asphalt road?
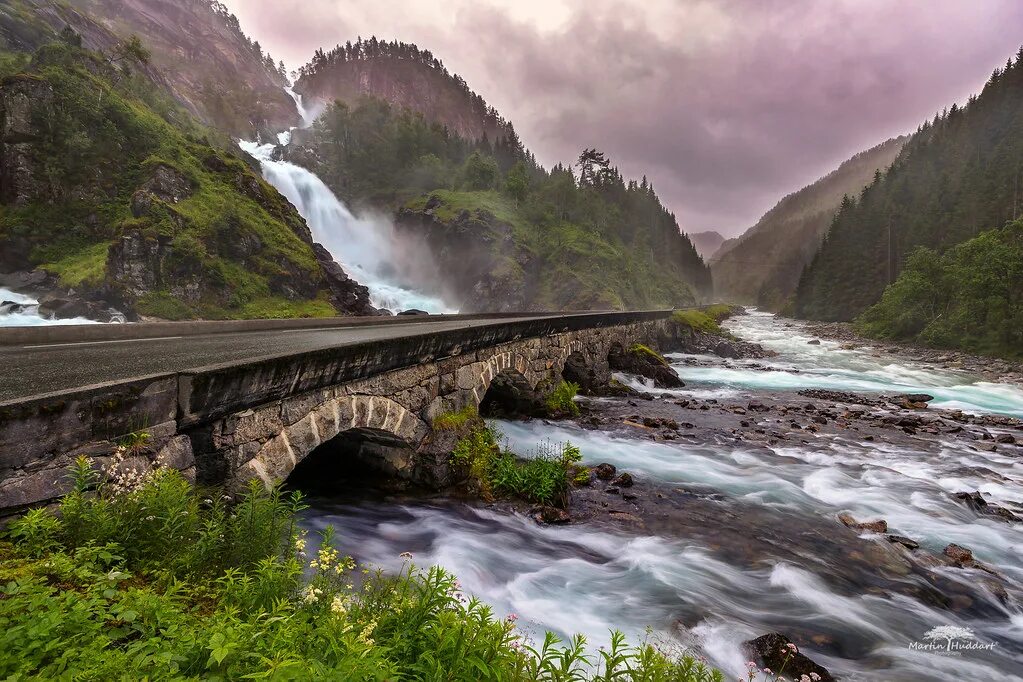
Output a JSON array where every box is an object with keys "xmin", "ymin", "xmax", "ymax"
[{"xmin": 0, "ymin": 316, "xmax": 554, "ymax": 402}]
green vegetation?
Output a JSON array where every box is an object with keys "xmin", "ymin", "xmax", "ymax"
[
  {"xmin": 1, "ymin": 459, "xmax": 723, "ymax": 680},
  {"xmin": 452, "ymin": 423, "xmax": 584, "ymax": 507},
  {"xmin": 302, "ymin": 94, "xmax": 710, "ymax": 310},
  {"xmin": 711, "ymin": 137, "xmax": 906, "ymax": 310},
  {"xmin": 628, "ymin": 344, "xmax": 669, "ymax": 366},
  {"xmin": 0, "ymin": 40, "xmax": 337, "ymax": 320},
  {"xmin": 797, "ymin": 47, "xmax": 1023, "ymax": 323},
  {"xmin": 855, "ymin": 220, "xmax": 1023, "ymax": 358},
  {"xmin": 671, "ymin": 305, "xmax": 737, "ymax": 336},
  {"xmin": 432, "ymin": 404, "xmax": 480, "ymax": 431},
  {"xmin": 545, "ymin": 380, "xmax": 581, "ymax": 417}
]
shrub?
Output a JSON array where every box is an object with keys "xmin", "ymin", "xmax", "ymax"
[
  {"xmin": 545, "ymin": 380, "xmax": 581, "ymax": 417},
  {"xmin": 0, "ymin": 461, "xmax": 725, "ymax": 681},
  {"xmin": 452, "ymin": 425, "xmax": 584, "ymax": 507}
]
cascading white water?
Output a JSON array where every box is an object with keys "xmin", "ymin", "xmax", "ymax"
[
  {"xmin": 0, "ymin": 287, "xmax": 100, "ymax": 327},
  {"xmin": 239, "ymin": 89, "xmax": 453, "ymax": 314}
]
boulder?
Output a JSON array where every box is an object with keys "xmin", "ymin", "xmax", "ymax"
[
  {"xmin": 744, "ymin": 633, "xmax": 834, "ymax": 682},
  {"xmin": 944, "ymin": 543, "xmax": 973, "ymax": 564},
  {"xmin": 953, "ymin": 491, "xmax": 1018, "ymax": 522},
  {"xmin": 612, "ymin": 472, "xmax": 634, "ymax": 488},
  {"xmin": 838, "ymin": 512, "xmax": 888, "ymax": 533},
  {"xmin": 398, "ymin": 309, "xmax": 429, "ymax": 316},
  {"xmin": 593, "ymin": 463, "xmax": 617, "ymax": 480},
  {"xmin": 608, "ymin": 344, "xmax": 684, "ymax": 389}
]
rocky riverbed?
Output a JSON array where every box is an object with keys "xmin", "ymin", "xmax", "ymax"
[{"xmin": 301, "ymin": 310, "xmax": 1023, "ymax": 681}]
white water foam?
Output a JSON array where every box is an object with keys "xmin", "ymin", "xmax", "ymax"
[
  {"xmin": 0, "ymin": 287, "xmax": 100, "ymax": 327},
  {"xmin": 668, "ymin": 310, "xmax": 1023, "ymax": 418}
]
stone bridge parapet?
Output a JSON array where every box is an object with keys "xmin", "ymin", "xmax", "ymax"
[{"xmin": 0, "ymin": 311, "xmax": 678, "ymax": 513}]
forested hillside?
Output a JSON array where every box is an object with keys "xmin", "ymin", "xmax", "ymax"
[
  {"xmin": 711, "ymin": 136, "xmax": 906, "ymax": 310},
  {"xmin": 856, "ymin": 220, "xmax": 1023, "ymax": 358},
  {"xmin": 296, "ymin": 37, "xmax": 509, "ymax": 141},
  {"xmin": 0, "ymin": 33, "xmax": 372, "ymax": 319},
  {"xmin": 288, "ymin": 93, "xmax": 711, "ymax": 311},
  {"xmin": 796, "ymin": 48, "xmax": 1023, "ymax": 322}
]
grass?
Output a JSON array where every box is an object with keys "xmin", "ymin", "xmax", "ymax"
[
  {"xmin": 628, "ymin": 344, "xmax": 669, "ymax": 366},
  {"xmin": 451, "ymin": 423, "xmax": 583, "ymax": 508},
  {"xmin": 0, "ymin": 457, "xmax": 725, "ymax": 681},
  {"xmin": 433, "ymin": 404, "xmax": 480, "ymax": 431},
  {"xmin": 672, "ymin": 310, "xmax": 724, "ymax": 335},
  {"xmin": 1, "ymin": 41, "xmax": 338, "ymax": 320},
  {"xmin": 545, "ymin": 380, "xmax": 581, "ymax": 417}
]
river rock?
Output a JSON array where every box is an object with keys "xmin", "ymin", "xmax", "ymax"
[
  {"xmin": 608, "ymin": 344, "xmax": 685, "ymax": 388},
  {"xmin": 744, "ymin": 633, "xmax": 835, "ymax": 682},
  {"xmin": 953, "ymin": 491, "xmax": 1019, "ymax": 522},
  {"xmin": 886, "ymin": 535, "xmax": 920, "ymax": 550},
  {"xmin": 398, "ymin": 309, "xmax": 429, "ymax": 316},
  {"xmin": 593, "ymin": 463, "xmax": 617, "ymax": 480},
  {"xmin": 838, "ymin": 513, "xmax": 888, "ymax": 533},
  {"xmin": 944, "ymin": 543, "xmax": 973, "ymax": 564},
  {"xmin": 612, "ymin": 472, "xmax": 634, "ymax": 488},
  {"xmin": 807, "ymin": 339, "xmax": 821, "ymax": 345}
]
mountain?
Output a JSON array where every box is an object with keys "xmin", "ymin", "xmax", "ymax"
[
  {"xmin": 286, "ymin": 76, "xmax": 711, "ymax": 311},
  {"xmin": 796, "ymin": 48, "xmax": 1023, "ymax": 323},
  {"xmin": 295, "ymin": 37, "xmax": 511, "ymax": 141},
  {"xmin": 687, "ymin": 231, "xmax": 725, "ymax": 260},
  {"xmin": 61, "ymin": 0, "xmax": 298, "ymax": 136},
  {"xmin": 0, "ymin": 28, "xmax": 372, "ymax": 320},
  {"xmin": 711, "ymin": 136, "xmax": 906, "ymax": 310}
]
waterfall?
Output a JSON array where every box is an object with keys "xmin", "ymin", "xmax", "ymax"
[{"xmin": 239, "ymin": 87, "xmax": 454, "ymax": 314}]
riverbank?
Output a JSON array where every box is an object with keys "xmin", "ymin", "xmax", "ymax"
[
  {"xmin": 804, "ymin": 319, "xmax": 1023, "ymax": 384},
  {"xmin": 303, "ymin": 309, "xmax": 1023, "ymax": 681}
]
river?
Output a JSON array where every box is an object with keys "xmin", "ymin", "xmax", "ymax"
[{"xmin": 302, "ymin": 311, "xmax": 1023, "ymax": 681}]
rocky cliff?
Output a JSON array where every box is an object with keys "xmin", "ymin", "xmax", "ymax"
[{"xmin": 0, "ymin": 42, "xmax": 372, "ymax": 320}]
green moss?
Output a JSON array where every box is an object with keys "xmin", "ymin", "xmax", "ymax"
[
  {"xmin": 672, "ymin": 310, "xmax": 723, "ymax": 335},
  {"xmin": 0, "ymin": 42, "xmax": 335, "ymax": 320},
  {"xmin": 41, "ymin": 241, "xmax": 110, "ymax": 287},
  {"xmin": 628, "ymin": 343, "xmax": 669, "ymax": 366}
]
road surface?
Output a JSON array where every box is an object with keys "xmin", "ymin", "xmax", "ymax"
[{"xmin": 0, "ymin": 315, "xmax": 564, "ymax": 402}]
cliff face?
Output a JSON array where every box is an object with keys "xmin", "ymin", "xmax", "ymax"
[
  {"xmin": 295, "ymin": 39, "xmax": 510, "ymax": 142},
  {"xmin": 711, "ymin": 136, "xmax": 907, "ymax": 311},
  {"xmin": 0, "ymin": 43, "xmax": 372, "ymax": 320},
  {"xmin": 62, "ymin": 0, "xmax": 298, "ymax": 136}
]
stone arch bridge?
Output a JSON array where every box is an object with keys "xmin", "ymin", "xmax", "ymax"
[{"xmin": 0, "ymin": 311, "xmax": 680, "ymax": 513}]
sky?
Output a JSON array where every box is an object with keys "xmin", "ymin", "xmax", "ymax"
[{"xmin": 222, "ymin": 0, "xmax": 1023, "ymax": 236}]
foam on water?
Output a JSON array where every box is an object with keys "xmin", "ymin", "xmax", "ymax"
[
  {"xmin": 0, "ymin": 287, "xmax": 100, "ymax": 327},
  {"xmin": 669, "ymin": 310, "xmax": 1023, "ymax": 418}
]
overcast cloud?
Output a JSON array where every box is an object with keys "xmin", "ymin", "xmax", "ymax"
[{"xmin": 222, "ymin": 0, "xmax": 1023, "ymax": 235}]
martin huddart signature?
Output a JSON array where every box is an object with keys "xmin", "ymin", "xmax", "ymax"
[{"xmin": 908, "ymin": 626, "xmax": 998, "ymax": 656}]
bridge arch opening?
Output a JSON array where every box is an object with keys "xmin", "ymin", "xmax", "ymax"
[
  {"xmin": 479, "ymin": 368, "xmax": 544, "ymax": 418},
  {"xmin": 285, "ymin": 427, "xmax": 415, "ymax": 494}
]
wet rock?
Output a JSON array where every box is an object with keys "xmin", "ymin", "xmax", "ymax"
[
  {"xmin": 604, "ymin": 486, "xmax": 621, "ymax": 495},
  {"xmin": 807, "ymin": 339, "xmax": 821, "ymax": 345},
  {"xmin": 943, "ymin": 543, "xmax": 973, "ymax": 564},
  {"xmin": 608, "ymin": 344, "xmax": 685, "ymax": 388},
  {"xmin": 398, "ymin": 309, "xmax": 429, "ymax": 316},
  {"xmin": 534, "ymin": 506, "xmax": 571, "ymax": 524},
  {"xmin": 886, "ymin": 535, "xmax": 920, "ymax": 550},
  {"xmin": 995, "ymin": 433, "xmax": 1016, "ymax": 444},
  {"xmin": 744, "ymin": 633, "xmax": 835, "ymax": 682},
  {"xmin": 612, "ymin": 472, "xmax": 634, "ymax": 488},
  {"xmin": 953, "ymin": 491, "xmax": 1019, "ymax": 522},
  {"xmin": 838, "ymin": 513, "xmax": 888, "ymax": 533}
]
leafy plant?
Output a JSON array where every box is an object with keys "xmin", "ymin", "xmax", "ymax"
[
  {"xmin": 0, "ymin": 460, "xmax": 725, "ymax": 681},
  {"xmin": 546, "ymin": 380, "xmax": 581, "ymax": 417}
]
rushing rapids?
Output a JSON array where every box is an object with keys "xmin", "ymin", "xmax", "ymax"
[
  {"xmin": 0, "ymin": 287, "xmax": 100, "ymax": 327},
  {"xmin": 239, "ymin": 89, "xmax": 454, "ymax": 314},
  {"xmin": 301, "ymin": 311, "xmax": 1023, "ymax": 681}
]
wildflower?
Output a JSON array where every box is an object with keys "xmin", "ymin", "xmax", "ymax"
[
  {"xmin": 763, "ymin": 669, "xmax": 773, "ymax": 675},
  {"xmin": 399, "ymin": 551, "xmax": 413, "ymax": 560},
  {"xmin": 810, "ymin": 675, "xmax": 821, "ymax": 681},
  {"xmin": 747, "ymin": 662, "xmax": 758, "ymax": 670},
  {"xmin": 787, "ymin": 642, "xmax": 798, "ymax": 652},
  {"xmin": 506, "ymin": 613, "xmax": 518, "ymax": 622},
  {"xmin": 302, "ymin": 586, "xmax": 323, "ymax": 603},
  {"xmin": 330, "ymin": 595, "xmax": 347, "ymax": 615},
  {"xmin": 801, "ymin": 676, "xmax": 812, "ymax": 682}
]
